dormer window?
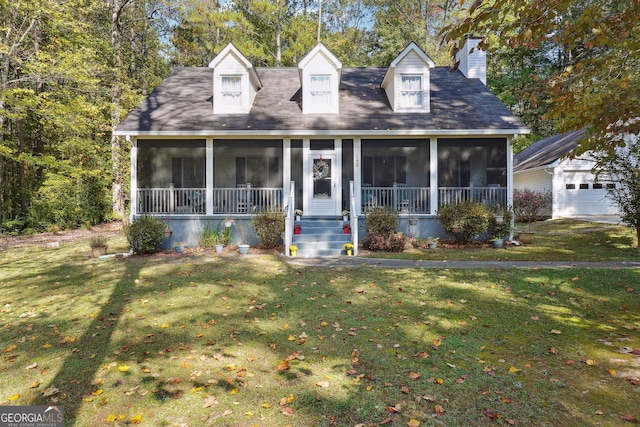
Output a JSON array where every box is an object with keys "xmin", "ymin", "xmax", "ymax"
[
  {"xmin": 221, "ymin": 75, "xmax": 242, "ymax": 106},
  {"xmin": 298, "ymin": 43, "xmax": 342, "ymax": 114},
  {"xmin": 381, "ymin": 42, "xmax": 435, "ymax": 113},
  {"xmin": 209, "ymin": 43, "xmax": 262, "ymax": 114},
  {"xmin": 310, "ymin": 75, "xmax": 331, "ymax": 106},
  {"xmin": 400, "ymin": 75, "xmax": 423, "ymax": 108}
]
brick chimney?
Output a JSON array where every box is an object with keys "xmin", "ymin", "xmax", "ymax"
[{"xmin": 455, "ymin": 36, "xmax": 486, "ymax": 85}]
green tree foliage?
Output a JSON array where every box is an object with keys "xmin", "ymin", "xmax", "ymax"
[
  {"xmin": 594, "ymin": 139, "xmax": 640, "ymax": 252},
  {"xmin": 0, "ymin": 0, "xmax": 169, "ymax": 233},
  {"xmin": 443, "ymin": 0, "xmax": 640, "ymax": 157}
]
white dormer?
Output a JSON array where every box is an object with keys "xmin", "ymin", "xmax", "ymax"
[
  {"xmin": 381, "ymin": 42, "xmax": 435, "ymax": 113},
  {"xmin": 209, "ymin": 43, "xmax": 262, "ymax": 114},
  {"xmin": 298, "ymin": 43, "xmax": 342, "ymax": 114}
]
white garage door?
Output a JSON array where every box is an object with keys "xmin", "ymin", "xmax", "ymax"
[{"xmin": 559, "ymin": 171, "xmax": 618, "ymax": 216}]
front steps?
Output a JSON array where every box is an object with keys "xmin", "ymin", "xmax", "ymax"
[{"xmin": 292, "ymin": 217, "xmax": 351, "ymax": 257}]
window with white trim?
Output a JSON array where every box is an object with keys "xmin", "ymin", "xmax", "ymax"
[
  {"xmin": 221, "ymin": 75, "xmax": 242, "ymax": 106},
  {"xmin": 400, "ymin": 74, "xmax": 423, "ymax": 107},
  {"xmin": 310, "ymin": 75, "xmax": 331, "ymax": 107}
]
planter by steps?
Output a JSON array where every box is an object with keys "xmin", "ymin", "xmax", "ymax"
[{"xmin": 238, "ymin": 244, "xmax": 250, "ymax": 254}]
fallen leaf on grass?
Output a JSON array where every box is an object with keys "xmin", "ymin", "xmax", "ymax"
[
  {"xmin": 619, "ymin": 414, "xmax": 638, "ymax": 423},
  {"xmin": 434, "ymin": 404, "xmax": 444, "ymax": 415},
  {"xmin": 407, "ymin": 420, "xmax": 420, "ymax": 427},
  {"xmin": 203, "ymin": 395, "xmax": 218, "ymax": 407},
  {"xmin": 275, "ymin": 360, "xmax": 290, "ymax": 371},
  {"xmin": 7, "ymin": 394, "xmax": 19, "ymax": 401},
  {"xmin": 280, "ymin": 407, "xmax": 294, "ymax": 416},
  {"xmin": 409, "ymin": 372, "xmax": 421, "ymax": 380},
  {"xmin": 550, "ymin": 330, "xmax": 562, "ymax": 335},
  {"xmin": 508, "ymin": 366, "xmax": 521, "ymax": 373}
]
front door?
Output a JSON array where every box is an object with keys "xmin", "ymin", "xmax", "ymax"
[{"xmin": 306, "ymin": 154, "xmax": 340, "ymax": 216}]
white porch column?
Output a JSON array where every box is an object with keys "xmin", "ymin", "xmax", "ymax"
[
  {"xmin": 129, "ymin": 137, "xmax": 137, "ymax": 221},
  {"xmin": 283, "ymin": 138, "xmax": 291, "ymax": 206},
  {"xmin": 353, "ymin": 138, "xmax": 362, "ymax": 215},
  {"xmin": 335, "ymin": 138, "xmax": 342, "ymax": 214},
  {"xmin": 429, "ymin": 138, "xmax": 438, "ymax": 215},
  {"xmin": 206, "ymin": 138, "xmax": 214, "ymax": 215},
  {"xmin": 507, "ymin": 137, "xmax": 514, "ymax": 207}
]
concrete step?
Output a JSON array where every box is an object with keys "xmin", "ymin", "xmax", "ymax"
[{"xmin": 291, "ymin": 217, "xmax": 352, "ymax": 257}]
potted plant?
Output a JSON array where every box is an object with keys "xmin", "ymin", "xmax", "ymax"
[
  {"xmin": 490, "ymin": 204, "xmax": 513, "ymax": 247},
  {"xmin": 162, "ymin": 217, "xmax": 173, "ymax": 238},
  {"xmin": 295, "ymin": 209, "xmax": 303, "ymax": 221},
  {"xmin": 343, "ymin": 223, "xmax": 351, "ymax": 234},
  {"xmin": 289, "ymin": 245, "xmax": 298, "ymax": 256},
  {"xmin": 294, "ymin": 224, "xmax": 302, "ymax": 235},
  {"xmin": 342, "ymin": 210, "xmax": 350, "ymax": 221},
  {"xmin": 89, "ymin": 236, "xmax": 108, "ymax": 258},
  {"xmin": 236, "ymin": 222, "xmax": 250, "ymax": 254},
  {"xmin": 409, "ymin": 216, "xmax": 418, "ymax": 225},
  {"xmin": 343, "ymin": 242, "xmax": 354, "ymax": 256},
  {"xmin": 174, "ymin": 241, "xmax": 186, "ymax": 253},
  {"xmin": 425, "ymin": 236, "xmax": 438, "ymax": 249}
]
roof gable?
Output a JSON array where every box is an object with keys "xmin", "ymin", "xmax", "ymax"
[{"xmin": 381, "ymin": 42, "xmax": 435, "ymax": 88}]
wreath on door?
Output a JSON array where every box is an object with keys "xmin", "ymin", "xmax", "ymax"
[{"xmin": 313, "ymin": 159, "xmax": 330, "ymax": 180}]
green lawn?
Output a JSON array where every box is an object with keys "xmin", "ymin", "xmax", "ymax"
[
  {"xmin": 0, "ymin": 224, "xmax": 639, "ymax": 426},
  {"xmin": 373, "ymin": 218, "xmax": 640, "ymax": 261}
]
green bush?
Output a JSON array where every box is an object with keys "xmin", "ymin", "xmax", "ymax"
[
  {"xmin": 250, "ymin": 209, "xmax": 285, "ymax": 249},
  {"xmin": 488, "ymin": 204, "xmax": 514, "ymax": 239},
  {"xmin": 125, "ymin": 216, "xmax": 164, "ymax": 254},
  {"xmin": 200, "ymin": 223, "xmax": 220, "ymax": 247},
  {"xmin": 437, "ymin": 201, "xmax": 492, "ymax": 242},
  {"xmin": 362, "ymin": 206, "xmax": 406, "ymax": 252},
  {"xmin": 364, "ymin": 206, "xmax": 399, "ymax": 236},
  {"xmin": 513, "ymin": 189, "xmax": 551, "ymax": 223}
]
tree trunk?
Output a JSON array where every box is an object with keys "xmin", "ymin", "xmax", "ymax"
[
  {"xmin": 636, "ymin": 226, "xmax": 640, "ymax": 253},
  {"xmin": 110, "ymin": 0, "xmax": 131, "ymax": 220}
]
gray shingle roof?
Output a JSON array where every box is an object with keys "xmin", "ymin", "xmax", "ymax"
[
  {"xmin": 513, "ymin": 129, "xmax": 587, "ymax": 172},
  {"xmin": 115, "ymin": 67, "xmax": 528, "ymax": 135}
]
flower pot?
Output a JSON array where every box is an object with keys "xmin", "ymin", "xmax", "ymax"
[
  {"xmin": 343, "ymin": 226, "xmax": 350, "ymax": 234},
  {"xmin": 518, "ymin": 232, "xmax": 534, "ymax": 244},
  {"xmin": 294, "ymin": 227, "xmax": 301, "ymax": 235},
  {"xmin": 346, "ymin": 249, "xmax": 353, "ymax": 256},
  {"xmin": 224, "ymin": 221, "xmax": 232, "ymax": 228},
  {"xmin": 163, "ymin": 231, "xmax": 173, "ymax": 238},
  {"xmin": 409, "ymin": 218, "xmax": 418, "ymax": 225},
  {"xmin": 295, "ymin": 215, "xmax": 301, "ymax": 221},
  {"xmin": 92, "ymin": 246, "xmax": 107, "ymax": 258},
  {"xmin": 427, "ymin": 242, "xmax": 437, "ymax": 250},
  {"xmin": 238, "ymin": 244, "xmax": 250, "ymax": 255},
  {"xmin": 495, "ymin": 215, "xmax": 504, "ymax": 224},
  {"xmin": 174, "ymin": 245, "xmax": 184, "ymax": 253},
  {"xmin": 492, "ymin": 239, "xmax": 504, "ymax": 248},
  {"xmin": 343, "ymin": 216, "xmax": 349, "ymax": 222},
  {"xmin": 215, "ymin": 244, "xmax": 224, "ymax": 253},
  {"xmin": 450, "ymin": 226, "xmax": 462, "ymax": 234},
  {"xmin": 290, "ymin": 249, "xmax": 297, "ymax": 257}
]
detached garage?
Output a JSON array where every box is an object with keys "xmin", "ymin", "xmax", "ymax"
[{"xmin": 514, "ymin": 129, "xmax": 618, "ymax": 218}]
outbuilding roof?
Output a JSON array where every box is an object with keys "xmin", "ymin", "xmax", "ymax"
[
  {"xmin": 514, "ymin": 129, "xmax": 587, "ymax": 172},
  {"xmin": 115, "ymin": 66, "xmax": 529, "ymax": 136}
]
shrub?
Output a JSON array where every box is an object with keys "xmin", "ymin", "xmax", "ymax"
[
  {"xmin": 125, "ymin": 216, "xmax": 164, "ymax": 254},
  {"xmin": 488, "ymin": 204, "xmax": 514, "ymax": 239},
  {"xmin": 437, "ymin": 201, "xmax": 492, "ymax": 242},
  {"xmin": 250, "ymin": 209, "xmax": 285, "ymax": 249},
  {"xmin": 362, "ymin": 233, "xmax": 407, "ymax": 252},
  {"xmin": 364, "ymin": 206, "xmax": 399, "ymax": 236},
  {"xmin": 200, "ymin": 223, "xmax": 219, "ymax": 247},
  {"xmin": 513, "ymin": 189, "xmax": 551, "ymax": 223},
  {"xmin": 362, "ymin": 207, "xmax": 406, "ymax": 252}
]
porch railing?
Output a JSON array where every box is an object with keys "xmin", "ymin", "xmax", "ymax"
[
  {"xmin": 438, "ymin": 187, "xmax": 507, "ymax": 207},
  {"xmin": 361, "ymin": 186, "xmax": 430, "ymax": 213},
  {"xmin": 137, "ymin": 187, "xmax": 283, "ymax": 215}
]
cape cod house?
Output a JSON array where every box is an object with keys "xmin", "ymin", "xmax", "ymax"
[{"xmin": 114, "ymin": 38, "xmax": 529, "ymax": 256}]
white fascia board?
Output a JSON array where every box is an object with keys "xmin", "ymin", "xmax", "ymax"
[
  {"xmin": 114, "ymin": 128, "xmax": 530, "ymax": 138},
  {"xmin": 513, "ymin": 159, "xmax": 561, "ymax": 175}
]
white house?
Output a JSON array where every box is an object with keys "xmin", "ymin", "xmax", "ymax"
[
  {"xmin": 513, "ymin": 129, "xmax": 619, "ymax": 218},
  {"xmin": 114, "ymin": 38, "xmax": 529, "ymax": 255}
]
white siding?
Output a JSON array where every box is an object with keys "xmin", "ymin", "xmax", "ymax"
[
  {"xmin": 514, "ymin": 169, "xmax": 552, "ymax": 194},
  {"xmin": 455, "ymin": 38, "xmax": 486, "ymax": 85},
  {"xmin": 213, "ymin": 55, "xmax": 250, "ymax": 114},
  {"xmin": 301, "ymin": 51, "xmax": 340, "ymax": 114},
  {"xmin": 392, "ymin": 51, "xmax": 430, "ymax": 113},
  {"xmin": 553, "ymin": 157, "xmax": 618, "ymax": 217}
]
